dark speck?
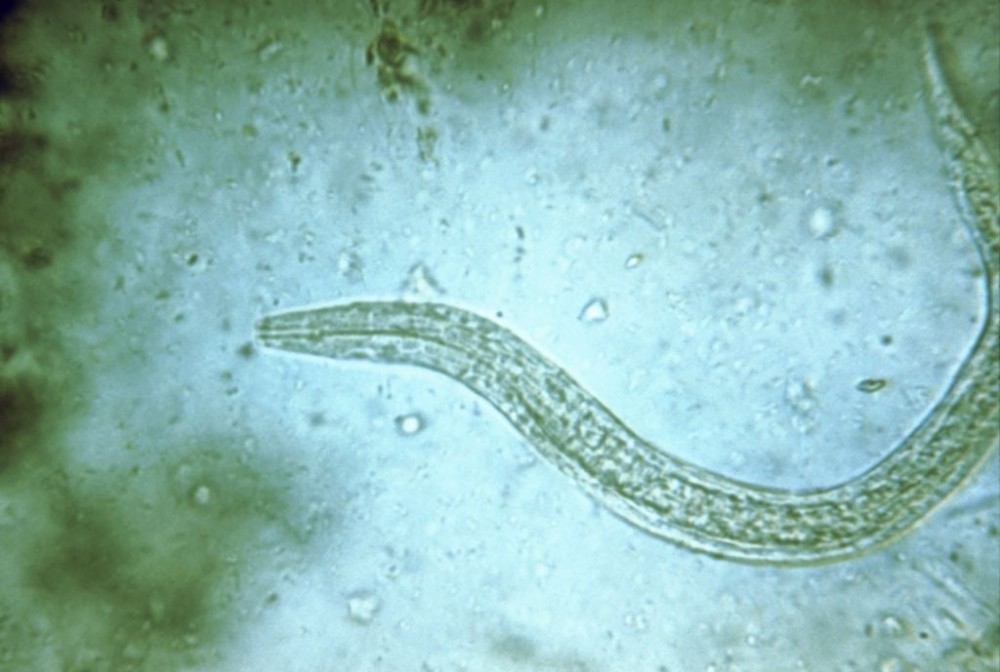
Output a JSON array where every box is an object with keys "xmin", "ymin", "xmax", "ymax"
[
  {"xmin": 818, "ymin": 265, "xmax": 834, "ymax": 287},
  {"xmin": 856, "ymin": 378, "xmax": 887, "ymax": 393},
  {"xmin": 22, "ymin": 246, "xmax": 53, "ymax": 270}
]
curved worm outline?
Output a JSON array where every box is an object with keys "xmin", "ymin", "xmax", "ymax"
[{"xmin": 255, "ymin": 30, "xmax": 998, "ymax": 565}]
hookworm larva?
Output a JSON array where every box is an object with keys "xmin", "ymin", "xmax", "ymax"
[{"xmin": 255, "ymin": 31, "xmax": 998, "ymax": 565}]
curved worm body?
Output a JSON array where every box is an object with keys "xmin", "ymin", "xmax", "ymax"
[{"xmin": 255, "ymin": 33, "xmax": 998, "ymax": 565}]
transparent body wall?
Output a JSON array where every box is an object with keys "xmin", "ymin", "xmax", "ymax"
[{"xmin": 0, "ymin": 1, "xmax": 997, "ymax": 671}]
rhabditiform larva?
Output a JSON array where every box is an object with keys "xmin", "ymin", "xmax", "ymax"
[{"xmin": 255, "ymin": 30, "xmax": 998, "ymax": 565}]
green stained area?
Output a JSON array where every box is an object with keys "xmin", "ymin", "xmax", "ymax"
[
  {"xmin": 1, "ymin": 430, "xmax": 318, "ymax": 670},
  {"xmin": 0, "ymin": 4, "xmax": 338, "ymax": 667}
]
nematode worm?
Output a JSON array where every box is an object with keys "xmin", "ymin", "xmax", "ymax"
[{"xmin": 256, "ymin": 32, "xmax": 998, "ymax": 565}]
